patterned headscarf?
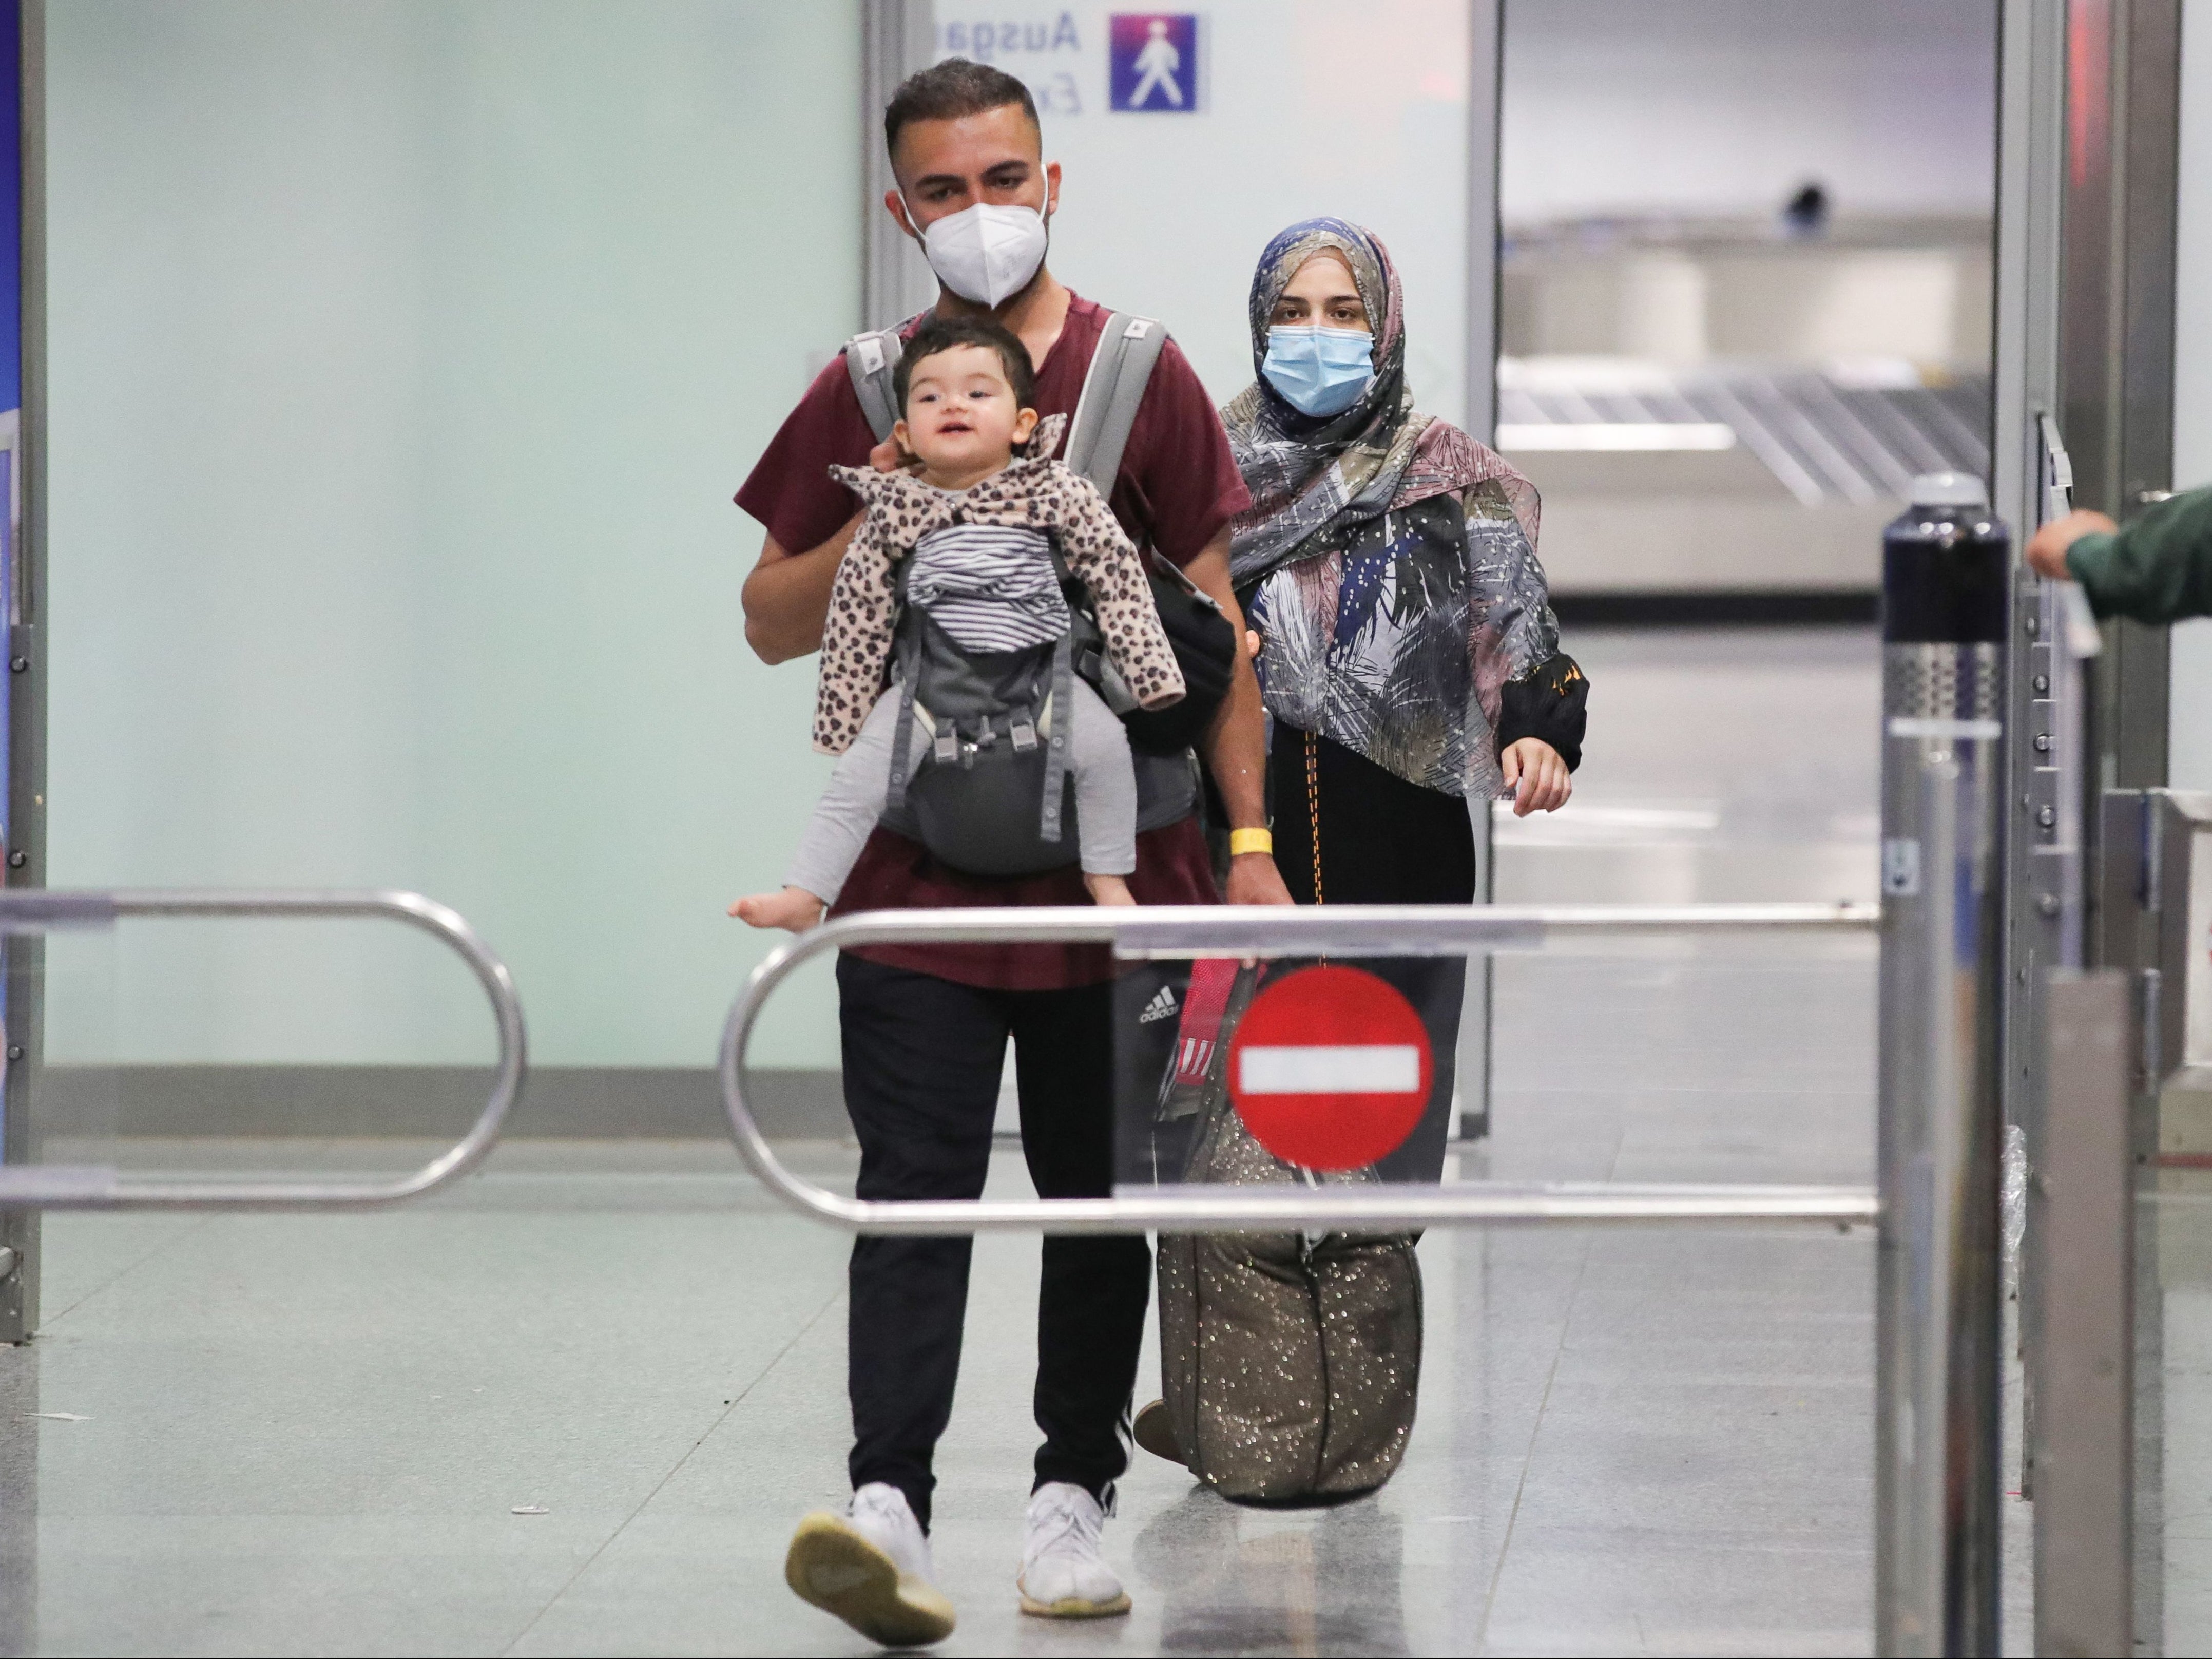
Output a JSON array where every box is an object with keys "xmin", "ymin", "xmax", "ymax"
[
  {"xmin": 1222, "ymin": 218, "xmax": 1536, "ymax": 588},
  {"xmin": 1222, "ymin": 219, "xmax": 1559, "ymax": 800}
]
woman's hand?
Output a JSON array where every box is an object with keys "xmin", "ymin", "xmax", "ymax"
[{"xmin": 1500, "ymin": 739, "xmax": 1571, "ymax": 816}]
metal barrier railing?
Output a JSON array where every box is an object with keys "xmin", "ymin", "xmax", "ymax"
[
  {"xmin": 0, "ymin": 889, "xmax": 526, "ymax": 1208},
  {"xmin": 717, "ymin": 901, "xmax": 1881, "ymax": 1235},
  {"xmin": 715, "ymin": 689, "xmax": 1994, "ymax": 1651}
]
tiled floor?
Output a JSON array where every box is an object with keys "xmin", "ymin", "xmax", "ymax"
[{"xmin": 0, "ymin": 627, "xmax": 1916, "ymax": 1655}]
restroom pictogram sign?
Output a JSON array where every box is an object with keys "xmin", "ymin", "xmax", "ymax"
[{"xmin": 1226, "ymin": 965, "xmax": 1431, "ymax": 1171}]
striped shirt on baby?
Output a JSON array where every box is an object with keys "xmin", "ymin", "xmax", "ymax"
[{"xmin": 905, "ymin": 523, "xmax": 1067, "ymax": 654}]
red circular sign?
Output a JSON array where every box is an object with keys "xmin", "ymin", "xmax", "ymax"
[{"xmin": 1226, "ymin": 965, "xmax": 1433, "ymax": 1172}]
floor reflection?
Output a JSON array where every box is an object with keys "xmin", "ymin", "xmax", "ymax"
[{"xmin": 1133, "ymin": 1484, "xmax": 1411, "ymax": 1658}]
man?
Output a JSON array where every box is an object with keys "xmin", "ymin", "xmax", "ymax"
[
  {"xmin": 2027, "ymin": 484, "xmax": 2212, "ymax": 623},
  {"xmin": 734, "ymin": 58, "xmax": 1290, "ymax": 1649}
]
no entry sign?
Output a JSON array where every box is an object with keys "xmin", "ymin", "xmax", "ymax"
[{"xmin": 1226, "ymin": 965, "xmax": 1433, "ymax": 1171}]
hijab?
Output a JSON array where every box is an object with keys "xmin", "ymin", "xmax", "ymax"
[
  {"xmin": 1222, "ymin": 219, "xmax": 1536, "ymax": 589},
  {"xmin": 1221, "ymin": 218, "xmax": 1555, "ymax": 799}
]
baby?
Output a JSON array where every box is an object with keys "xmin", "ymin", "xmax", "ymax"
[{"xmin": 733, "ymin": 316, "xmax": 1185, "ymax": 932}]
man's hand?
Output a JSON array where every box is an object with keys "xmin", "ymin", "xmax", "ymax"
[
  {"xmin": 1226, "ymin": 849, "xmax": 1295, "ymax": 906},
  {"xmin": 740, "ymin": 511, "xmax": 864, "ymax": 664},
  {"xmin": 1182, "ymin": 534, "xmax": 1294, "ymax": 906},
  {"xmin": 2026, "ymin": 509, "xmax": 2118, "ymax": 581},
  {"xmin": 1500, "ymin": 738, "xmax": 1571, "ymax": 816}
]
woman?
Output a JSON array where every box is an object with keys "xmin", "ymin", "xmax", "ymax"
[{"xmin": 1225, "ymin": 218, "xmax": 1586, "ymax": 1183}]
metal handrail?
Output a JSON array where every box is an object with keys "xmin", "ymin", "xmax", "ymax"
[
  {"xmin": 0, "ymin": 889, "xmax": 526, "ymax": 1208},
  {"xmin": 718, "ymin": 902, "xmax": 1881, "ymax": 1235}
]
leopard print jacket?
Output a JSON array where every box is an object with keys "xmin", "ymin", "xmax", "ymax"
[{"xmin": 812, "ymin": 413, "xmax": 1187, "ymax": 754}]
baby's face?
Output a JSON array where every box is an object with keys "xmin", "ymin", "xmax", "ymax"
[{"xmin": 896, "ymin": 344, "xmax": 1039, "ymax": 479}]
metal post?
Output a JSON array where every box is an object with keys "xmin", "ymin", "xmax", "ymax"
[
  {"xmin": 1, "ymin": 0, "xmax": 45, "ymax": 1345},
  {"xmin": 1457, "ymin": 800, "xmax": 1496, "ymax": 1143},
  {"xmin": 1463, "ymin": 0, "xmax": 1501, "ymax": 446},
  {"xmin": 860, "ymin": 1, "xmax": 937, "ymax": 332},
  {"xmin": 2010, "ymin": 416, "xmax": 2101, "ymax": 1503},
  {"xmin": 2029, "ymin": 970, "xmax": 2132, "ymax": 1659},
  {"xmin": 2057, "ymin": 0, "xmax": 2181, "ymax": 802},
  {"xmin": 2094, "ymin": 788, "xmax": 2212, "ymax": 1653},
  {"xmin": 1451, "ymin": 0, "xmax": 1504, "ymax": 1147},
  {"xmin": 1876, "ymin": 484, "xmax": 2010, "ymax": 1657}
]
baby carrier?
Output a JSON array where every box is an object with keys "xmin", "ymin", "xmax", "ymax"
[
  {"xmin": 877, "ymin": 550, "xmax": 1086, "ymax": 878},
  {"xmin": 1151, "ymin": 962, "xmax": 1424, "ymax": 1506},
  {"xmin": 841, "ymin": 314, "xmax": 1237, "ymax": 877}
]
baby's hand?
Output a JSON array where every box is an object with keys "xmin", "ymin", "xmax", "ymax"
[
  {"xmin": 1083, "ymin": 873, "xmax": 1138, "ymax": 907},
  {"xmin": 729, "ymin": 886, "xmax": 827, "ymax": 932}
]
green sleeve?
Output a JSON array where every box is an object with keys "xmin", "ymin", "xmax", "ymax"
[{"xmin": 2065, "ymin": 484, "xmax": 2212, "ymax": 624}]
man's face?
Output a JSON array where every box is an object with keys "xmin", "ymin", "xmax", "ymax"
[{"xmin": 887, "ymin": 103, "xmax": 1062, "ymax": 239}]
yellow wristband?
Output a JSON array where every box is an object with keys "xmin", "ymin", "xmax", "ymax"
[{"xmin": 1228, "ymin": 828, "xmax": 1274, "ymax": 857}]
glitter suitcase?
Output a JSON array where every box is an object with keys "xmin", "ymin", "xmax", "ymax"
[{"xmin": 1153, "ymin": 963, "xmax": 1424, "ymax": 1506}]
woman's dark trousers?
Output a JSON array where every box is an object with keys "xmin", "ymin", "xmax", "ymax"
[
  {"xmin": 837, "ymin": 951, "xmax": 1149, "ymax": 1531},
  {"xmin": 1268, "ymin": 724, "xmax": 1477, "ymax": 1184}
]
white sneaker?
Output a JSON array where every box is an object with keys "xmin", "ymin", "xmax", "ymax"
[
  {"xmin": 785, "ymin": 1482, "xmax": 957, "ymax": 1648},
  {"xmin": 1017, "ymin": 1482, "xmax": 1131, "ymax": 1619}
]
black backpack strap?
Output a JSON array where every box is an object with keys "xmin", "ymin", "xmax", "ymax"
[
  {"xmin": 842, "ymin": 327, "xmax": 906, "ymax": 444},
  {"xmin": 1064, "ymin": 313, "xmax": 1167, "ymax": 498},
  {"xmin": 1046, "ymin": 530, "xmax": 1140, "ymax": 716}
]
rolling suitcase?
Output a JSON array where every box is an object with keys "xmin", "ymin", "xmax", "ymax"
[{"xmin": 1151, "ymin": 962, "xmax": 1424, "ymax": 1506}]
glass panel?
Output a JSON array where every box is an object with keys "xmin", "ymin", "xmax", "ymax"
[
  {"xmin": 1496, "ymin": 1, "xmax": 2000, "ymax": 599},
  {"xmin": 1112, "ymin": 930, "xmax": 1877, "ymax": 1195},
  {"xmin": 26, "ymin": 913, "xmax": 499, "ymax": 1191},
  {"xmin": 21, "ymin": 921, "xmax": 120, "ymax": 1190}
]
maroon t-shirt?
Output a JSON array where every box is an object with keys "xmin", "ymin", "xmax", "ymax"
[{"xmin": 735, "ymin": 292, "xmax": 1252, "ymax": 991}]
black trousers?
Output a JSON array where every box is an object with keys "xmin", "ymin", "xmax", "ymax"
[
  {"xmin": 1268, "ymin": 724, "xmax": 1476, "ymax": 1184},
  {"xmin": 837, "ymin": 952, "xmax": 1150, "ymax": 1532}
]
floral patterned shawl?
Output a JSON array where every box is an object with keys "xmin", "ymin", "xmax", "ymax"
[{"xmin": 1223, "ymin": 218, "xmax": 1558, "ymax": 799}]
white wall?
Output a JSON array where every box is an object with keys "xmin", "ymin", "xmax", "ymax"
[
  {"xmin": 1500, "ymin": 0, "xmax": 1999, "ymax": 223},
  {"xmin": 2173, "ymin": 0, "xmax": 2212, "ymax": 792},
  {"xmin": 47, "ymin": 1, "xmax": 858, "ymax": 1065}
]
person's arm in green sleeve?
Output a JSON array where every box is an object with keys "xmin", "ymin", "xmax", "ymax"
[{"xmin": 2025, "ymin": 485, "xmax": 2212, "ymax": 624}]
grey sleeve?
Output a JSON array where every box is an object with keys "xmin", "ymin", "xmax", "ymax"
[
  {"xmin": 783, "ymin": 692, "xmax": 908, "ymax": 903},
  {"xmin": 1068, "ymin": 678, "xmax": 1138, "ymax": 876}
]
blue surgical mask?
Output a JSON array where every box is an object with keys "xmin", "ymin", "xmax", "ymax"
[{"xmin": 1261, "ymin": 325, "xmax": 1375, "ymax": 417}]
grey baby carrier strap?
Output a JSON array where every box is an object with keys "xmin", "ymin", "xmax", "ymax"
[
  {"xmin": 1064, "ymin": 312, "xmax": 1167, "ymax": 498},
  {"xmin": 841, "ymin": 326, "xmax": 907, "ymax": 448},
  {"xmin": 882, "ymin": 589, "xmax": 924, "ymax": 816},
  {"xmin": 841, "ymin": 311, "xmax": 1166, "ymax": 499}
]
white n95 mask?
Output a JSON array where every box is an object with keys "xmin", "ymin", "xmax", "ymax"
[{"xmin": 912, "ymin": 200, "xmax": 1049, "ymax": 307}]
